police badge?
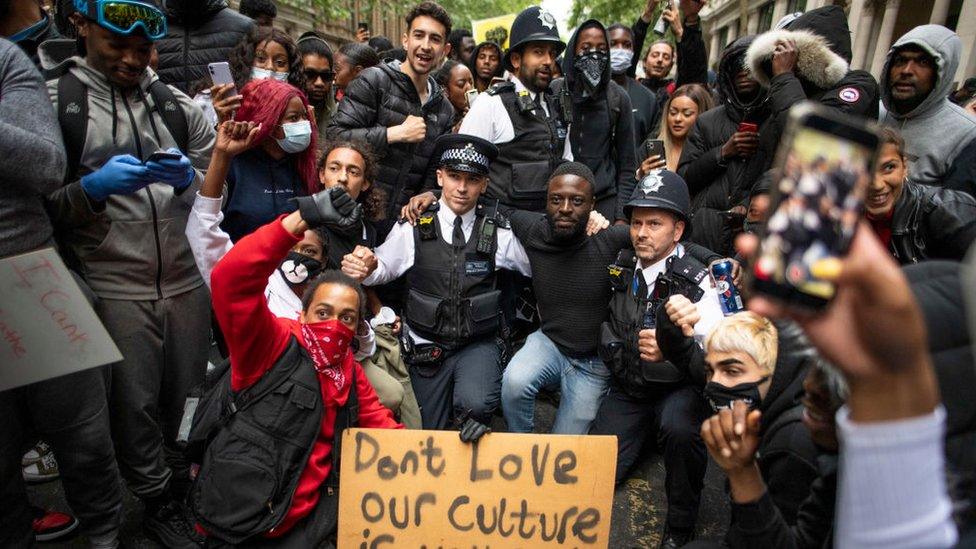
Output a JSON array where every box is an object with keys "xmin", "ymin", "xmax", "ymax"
[
  {"xmin": 538, "ymin": 9, "xmax": 557, "ymax": 30},
  {"xmin": 639, "ymin": 171, "xmax": 665, "ymax": 196}
]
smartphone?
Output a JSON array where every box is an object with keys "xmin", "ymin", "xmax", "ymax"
[
  {"xmin": 653, "ymin": 0, "xmax": 673, "ymax": 35},
  {"xmin": 737, "ymin": 122, "xmax": 758, "ymax": 133},
  {"xmin": 751, "ymin": 102, "xmax": 880, "ymax": 310},
  {"xmin": 720, "ymin": 209, "xmax": 746, "ymax": 232},
  {"xmin": 465, "ymin": 89, "xmax": 478, "ymax": 107},
  {"xmin": 358, "ymin": 22, "xmax": 369, "ymax": 32},
  {"xmin": 641, "ymin": 138, "xmax": 665, "ymax": 161},
  {"xmin": 146, "ymin": 151, "xmax": 182, "ymax": 163},
  {"xmin": 207, "ymin": 61, "xmax": 237, "ymax": 97}
]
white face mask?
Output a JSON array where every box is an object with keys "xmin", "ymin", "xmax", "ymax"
[
  {"xmin": 610, "ymin": 48, "xmax": 634, "ymax": 75},
  {"xmin": 251, "ymin": 67, "xmax": 289, "ymax": 82},
  {"xmin": 275, "ymin": 120, "xmax": 312, "ymax": 153}
]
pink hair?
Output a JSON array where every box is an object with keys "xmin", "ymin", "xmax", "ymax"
[{"xmin": 236, "ymin": 78, "xmax": 319, "ymax": 195}]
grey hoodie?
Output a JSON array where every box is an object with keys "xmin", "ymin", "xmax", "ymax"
[
  {"xmin": 0, "ymin": 39, "xmax": 66, "ymax": 259},
  {"xmin": 45, "ymin": 56, "xmax": 215, "ymax": 300},
  {"xmin": 880, "ymin": 25, "xmax": 976, "ymax": 186}
]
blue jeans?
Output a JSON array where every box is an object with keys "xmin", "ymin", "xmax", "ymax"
[{"xmin": 501, "ymin": 330, "xmax": 610, "ymax": 434}]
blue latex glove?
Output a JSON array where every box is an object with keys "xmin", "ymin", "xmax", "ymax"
[
  {"xmin": 80, "ymin": 154, "xmax": 156, "ymax": 202},
  {"xmin": 145, "ymin": 148, "xmax": 195, "ymax": 191}
]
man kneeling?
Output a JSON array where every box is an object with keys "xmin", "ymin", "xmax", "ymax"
[{"xmin": 193, "ymin": 192, "xmax": 401, "ymax": 546}]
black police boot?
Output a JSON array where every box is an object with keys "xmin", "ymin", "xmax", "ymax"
[
  {"xmin": 659, "ymin": 525, "xmax": 694, "ymax": 549},
  {"xmin": 143, "ymin": 496, "xmax": 204, "ymax": 548}
]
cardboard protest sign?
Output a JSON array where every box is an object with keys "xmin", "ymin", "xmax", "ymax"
[
  {"xmin": 0, "ymin": 248, "xmax": 121, "ymax": 391},
  {"xmin": 338, "ymin": 428, "xmax": 616, "ymax": 548}
]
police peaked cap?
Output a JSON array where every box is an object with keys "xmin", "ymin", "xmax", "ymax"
[
  {"xmin": 431, "ymin": 134, "xmax": 498, "ymax": 176},
  {"xmin": 503, "ymin": 6, "xmax": 566, "ymax": 72},
  {"xmin": 624, "ymin": 169, "xmax": 692, "ymax": 226}
]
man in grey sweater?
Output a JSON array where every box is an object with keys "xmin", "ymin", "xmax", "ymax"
[{"xmin": 0, "ymin": 36, "xmax": 123, "ymax": 548}]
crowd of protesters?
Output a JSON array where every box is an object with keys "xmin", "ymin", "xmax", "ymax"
[{"xmin": 2, "ymin": 0, "xmax": 976, "ymax": 547}]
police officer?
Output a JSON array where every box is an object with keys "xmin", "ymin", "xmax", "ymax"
[
  {"xmin": 589, "ymin": 169, "xmax": 723, "ymax": 549},
  {"xmin": 458, "ymin": 5, "xmax": 570, "ymax": 213},
  {"xmin": 341, "ymin": 134, "xmax": 531, "ymax": 439}
]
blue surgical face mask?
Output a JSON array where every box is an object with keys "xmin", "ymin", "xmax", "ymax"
[
  {"xmin": 610, "ymin": 48, "xmax": 634, "ymax": 75},
  {"xmin": 275, "ymin": 120, "xmax": 312, "ymax": 153},
  {"xmin": 251, "ymin": 67, "xmax": 289, "ymax": 82}
]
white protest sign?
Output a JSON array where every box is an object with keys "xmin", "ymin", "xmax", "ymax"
[{"xmin": 0, "ymin": 248, "xmax": 121, "ymax": 391}]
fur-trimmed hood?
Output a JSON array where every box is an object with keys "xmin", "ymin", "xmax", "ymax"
[
  {"xmin": 746, "ymin": 5, "xmax": 853, "ymax": 90},
  {"xmin": 745, "ymin": 28, "xmax": 848, "ymax": 89}
]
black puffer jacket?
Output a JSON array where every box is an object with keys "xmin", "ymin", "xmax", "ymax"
[
  {"xmin": 907, "ymin": 261, "xmax": 976, "ymax": 532},
  {"xmin": 327, "ymin": 61, "xmax": 454, "ymax": 223},
  {"xmin": 678, "ymin": 35, "xmax": 771, "ymax": 256},
  {"xmin": 887, "ymin": 182, "xmax": 976, "ymax": 265},
  {"xmin": 155, "ymin": 0, "xmax": 254, "ymax": 94},
  {"xmin": 742, "ymin": 6, "xmax": 880, "ymax": 184}
]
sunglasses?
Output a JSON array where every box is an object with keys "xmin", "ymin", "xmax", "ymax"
[
  {"xmin": 304, "ymin": 69, "xmax": 335, "ymax": 83},
  {"xmin": 80, "ymin": 0, "xmax": 168, "ymax": 40}
]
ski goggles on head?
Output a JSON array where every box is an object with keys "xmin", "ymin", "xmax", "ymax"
[{"xmin": 74, "ymin": 0, "xmax": 168, "ymax": 41}]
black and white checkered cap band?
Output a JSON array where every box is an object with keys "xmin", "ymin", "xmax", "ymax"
[{"xmin": 440, "ymin": 146, "xmax": 489, "ymax": 169}]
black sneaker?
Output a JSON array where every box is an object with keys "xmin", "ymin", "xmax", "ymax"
[
  {"xmin": 659, "ymin": 526, "xmax": 694, "ymax": 549},
  {"xmin": 143, "ymin": 500, "xmax": 203, "ymax": 549}
]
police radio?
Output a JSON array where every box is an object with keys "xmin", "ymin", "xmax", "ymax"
[
  {"xmin": 516, "ymin": 90, "xmax": 536, "ymax": 114},
  {"xmin": 477, "ymin": 213, "xmax": 497, "ymax": 255}
]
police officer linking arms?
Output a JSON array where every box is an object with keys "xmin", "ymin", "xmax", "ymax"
[
  {"xmin": 459, "ymin": 6, "xmax": 571, "ymax": 212},
  {"xmin": 590, "ymin": 169, "xmax": 723, "ymax": 549},
  {"xmin": 341, "ymin": 135, "xmax": 531, "ymax": 441},
  {"xmin": 195, "ymin": 187, "xmax": 401, "ymax": 547}
]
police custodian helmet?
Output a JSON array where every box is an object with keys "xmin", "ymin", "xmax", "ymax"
[
  {"xmin": 624, "ymin": 169, "xmax": 692, "ymax": 226},
  {"xmin": 503, "ymin": 6, "xmax": 566, "ymax": 72}
]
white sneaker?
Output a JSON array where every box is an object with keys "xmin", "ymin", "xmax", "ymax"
[
  {"xmin": 23, "ymin": 449, "xmax": 59, "ymax": 483},
  {"xmin": 21, "ymin": 441, "xmax": 50, "ymax": 466}
]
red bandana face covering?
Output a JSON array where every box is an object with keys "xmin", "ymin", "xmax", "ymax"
[{"xmin": 300, "ymin": 319, "xmax": 354, "ymax": 390}]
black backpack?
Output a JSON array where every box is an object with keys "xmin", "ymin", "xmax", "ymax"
[{"xmin": 55, "ymin": 69, "xmax": 190, "ymax": 181}]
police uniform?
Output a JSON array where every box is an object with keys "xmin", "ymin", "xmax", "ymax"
[
  {"xmin": 589, "ymin": 170, "xmax": 723, "ymax": 542},
  {"xmin": 457, "ymin": 6, "xmax": 571, "ymax": 213},
  {"xmin": 362, "ymin": 135, "xmax": 532, "ymax": 430}
]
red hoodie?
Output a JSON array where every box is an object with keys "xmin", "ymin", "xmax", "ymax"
[{"xmin": 210, "ymin": 217, "xmax": 401, "ymax": 537}]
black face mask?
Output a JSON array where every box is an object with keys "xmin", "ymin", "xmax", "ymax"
[
  {"xmin": 573, "ymin": 49, "xmax": 608, "ymax": 97},
  {"xmin": 277, "ymin": 251, "xmax": 323, "ymax": 288},
  {"xmin": 703, "ymin": 376, "xmax": 769, "ymax": 413}
]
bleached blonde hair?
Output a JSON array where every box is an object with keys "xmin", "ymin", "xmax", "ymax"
[{"xmin": 705, "ymin": 312, "xmax": 779, "ymax": 374}]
